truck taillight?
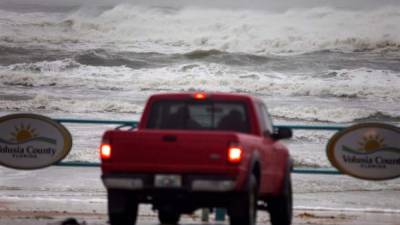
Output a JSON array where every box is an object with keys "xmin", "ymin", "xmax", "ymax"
[
  {"xmin": 228, "ymin": 144, "xmax": 242, "ymax": 164},
  {"xmin": 193, "ymin": 92, "xmax": 207, "ymax": 100},
  {"xmin": 100, "ymin": 144, "xmax": 111, "ymax": 159}
]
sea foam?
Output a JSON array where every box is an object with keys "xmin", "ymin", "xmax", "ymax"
[{"xmin": 1, "ymin": 6, "xmax": 400, "ymax": 54}]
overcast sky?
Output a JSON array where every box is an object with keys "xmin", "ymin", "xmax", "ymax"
[{"xmin": 1, "ymin": 0, "xmax": 400, "ymax": 12}]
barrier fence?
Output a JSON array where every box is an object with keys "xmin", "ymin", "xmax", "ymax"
[{"xmin": 54, "ymin": 118, "xmax": 344, "ymax": 175}]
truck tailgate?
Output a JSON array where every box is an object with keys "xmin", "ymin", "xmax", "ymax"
[{"xmin": 104, "ymin": 130, "xmax": 240, "ymax": 174}]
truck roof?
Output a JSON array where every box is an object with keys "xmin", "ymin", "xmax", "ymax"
[{"xmin": 147, "ymin": 92, "xmax": 260, "ymax": 102}]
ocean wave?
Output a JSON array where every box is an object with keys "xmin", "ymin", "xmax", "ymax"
[
  {"xmin": 134, "ymin": 66, "xmax": 400, "ymax": 101},
  {"xmin": 0, "ymin": 45, "xmax": 74, "ymax": 66},
  {"xmin": 181, "ymin": 49, "xmax": 276, "ymax": 66},
  {"xmin": 7, "ymin": 59, "xmax": 80, "ymax": 73},
  {"xmin": 0, "ymin": 60, "xmax": 136, "ymax": 89},
  {"xmin": 0, "ymin": 45, "xmax": 275, "ymax": 69},
  {"xmin": 271, "ymin": 106, "xmax": 400, "ymax": 123},
  {"xmin": 3, "ymin": 44, "xmax": 399, "ymax": 72},
  {"xmin": 74, "ymin": 50, "xmax": 158, "ymax": 68},
  {"xmin": 290, "ymin": 130, "xmax": 334, "ymax": 144},
  {"xmin": 0, "ymin": 94, "xmax": 143, "ymax": 114},
  {"xmin": 2, "ymin": 60, "xmax": 399, "ymax": 102},
  {"xmin": 183, "ymin": 49, "xmax": 224, "ymax": 59},
  {"xmin": 1, "ymin": 6, "xmax": 400, "ymax": 54},
  {"xmin": 283, "ymin": 105, "xmax": 397, "ymax": 124},
  {"xmin": 1, "ymin": 61, "xmax": 399, "ymax": 124},
  {"xmin": 2, "ymin": 93, "xmax": 398, "ymax": 124}
]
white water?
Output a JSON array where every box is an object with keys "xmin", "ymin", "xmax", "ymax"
[
  {"xmin": 1, "ymin": 5, "xmax": 400, "ymax": 54},
  {"xmin": 1, "ymin": 61, "xmax": 399, "ymax": 122}
]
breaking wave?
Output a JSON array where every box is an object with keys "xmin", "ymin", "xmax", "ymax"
[
  {"xmin": 0, "ymin": 94, "xmax": 143, "ymax": 114},
  {"xmin": 6, "ymin": 59, "xmax": 80, "ymax": 73},
  {"xmin": 1, "ymin": 5, "xmax": 400, "ymax": 54},
  {"xmin": 1, "ymin": 61, "xmax": 400, "ymax": 102},
  {"xmin": 74, "ymin": 50, "xmax": 158, "ymax": 68},
  {"xmin": 0, "ymin": 93, "xmax": 399, "ymax": 123},
  {"xmin": 271, "ymin": 106, "xmax": 400, "ymax": 123}
]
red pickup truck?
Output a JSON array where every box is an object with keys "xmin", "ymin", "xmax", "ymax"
[{"xmin": 99, "ymin": 92, "xmax": 293, "ymax": 225}]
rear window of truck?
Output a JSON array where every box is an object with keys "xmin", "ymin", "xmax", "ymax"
[{"xmin": 147, "ymin": 101, "xmax": 250, "ymax": 133}]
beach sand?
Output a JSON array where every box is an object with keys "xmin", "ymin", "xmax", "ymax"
[
  {"xmin": 1, "ymin": 166, "xmax": 399, "ymax": 225},
  {"xmin": 1, "ymin": 206, "xmax": 400, "ymax": 225}
]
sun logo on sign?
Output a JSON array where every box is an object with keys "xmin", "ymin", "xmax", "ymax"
[
  {"xmin": 358, "ymin": 133, "xmax": 385, "ymax": 153},
  {"xmin": 10, "ymin": 124, "xmax": 38, "ymax": 143}
]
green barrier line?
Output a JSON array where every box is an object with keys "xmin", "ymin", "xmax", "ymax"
[
  {"xmin": 275, "ymin": 124, "xmax": 345, "ymax": 131},
  {"xmin": 54, "ymin": 118, "xmax": 345, "ymax": 131},
  {"xmin": 56, "ymin": 161, "xmax": 101, "ymax": 167},
  {"xmin": 293, "ymin": 167, "xmax": 341, "ymax": 175},
  {"xmin": 53, "ymin": 118, "xmax": 344, "ymax": 174},
  {"xmin": 54, "ymin": 118, "xmax": 138, "ymax": 127}
]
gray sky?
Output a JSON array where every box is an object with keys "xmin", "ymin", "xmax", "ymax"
[{"xmin": 1, "ymin": 0, "xmax": 400, "ymax": 12}]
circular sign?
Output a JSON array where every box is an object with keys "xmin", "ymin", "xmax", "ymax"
[
  {"xmin": 0, "ymin": 114, "xmax": 72, "ymax": 170},
  {"xmin": 327, "ymin": 123, "xmax": 400, "ymax": 180}
]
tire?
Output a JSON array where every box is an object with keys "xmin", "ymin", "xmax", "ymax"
[
  {"xmin": 158, "ymin": 208, "xmax": 180, "ymax": 225},
  {"xmin": 229, "ymin": 174, "xmax": 258, "ymax": 225},
  {"xmin": 267, "ymin": 169, "xmax": 293, "ymax": 225},
  {"xmin": 107, "ymin": 189, "xmax": 138, "ymax": 225}
]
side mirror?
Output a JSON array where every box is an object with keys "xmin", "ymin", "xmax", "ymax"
[{"xmin": 270, "ymin": 127, "xmax": 293, "ymax": 140}]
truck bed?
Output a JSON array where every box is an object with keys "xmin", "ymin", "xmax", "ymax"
[{"xmin": 102, "ymin": 129, "xmax": 248, "ymax": 175}]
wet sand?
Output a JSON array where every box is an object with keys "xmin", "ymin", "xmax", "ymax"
[
  {"xmin": 0, "ymin": 166, "xmax": 399, "ymax": 225},
  {"xmin": 1, "ymin": 208, "xmax": 400, "ymax": 225}
]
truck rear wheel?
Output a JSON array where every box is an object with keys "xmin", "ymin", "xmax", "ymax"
[
  {"xmin": 229, "ymin": 174, "xmax": 258, "ymax": 225},
  {"xmin": 267, "ymin": 170, "xmax": 293, "ymax": 225},
  {"xmin": 108, "ymin": 189, "xmax": 138, "ymax": 225},
  {"xmin": 158, "ymin": 208, "xmax": 180, "ymax": 224}
]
